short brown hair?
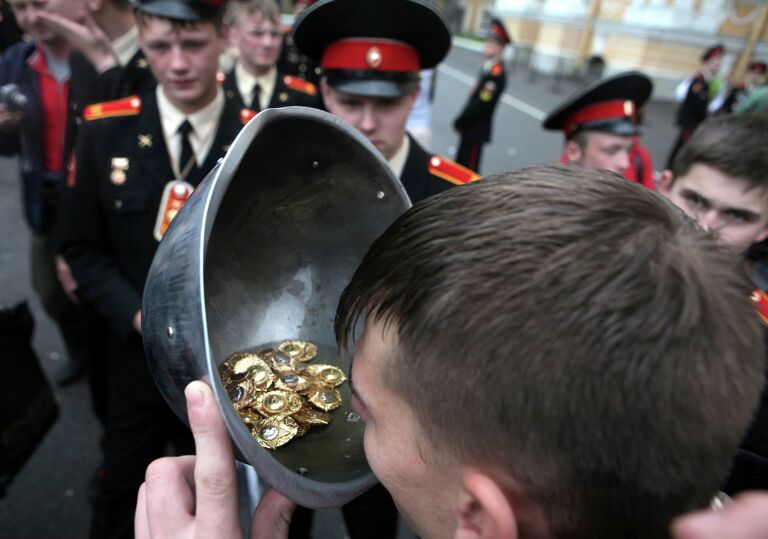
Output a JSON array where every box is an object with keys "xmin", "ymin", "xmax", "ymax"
[
  {"xmin": 134, "ymin": 9, "xmax": 224, "ymax": 31},
  {"xmin": 337, "ymin": 165, "xmax": 765, "ymax": 538},
  {"xmin": 671, "ymin": 113, "xmax": 768, "ymax": 190},
  {"xmin": 224, "ymin": 0, "xmax": 280, "ymax": 27}
]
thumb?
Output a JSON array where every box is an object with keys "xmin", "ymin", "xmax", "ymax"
[{"xmin": 249, "ymin": 489, "xmax": 295, "ymax": 539}]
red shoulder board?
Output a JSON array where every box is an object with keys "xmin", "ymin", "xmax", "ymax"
[
  {"xmin": 751, "ymin": 289, "xmax": 768, "ymax": 326},
  {"xmin": 283, "ymin": 75, "xmax": 318, "ymax": 96},
  {"xmin": 84, "ymin": 96, "xmax": 141, "ymax": 122},
  {"xmin": 428, "ymin": 156, "xmax": 480, "ymax": 185},
  {"xmin": 240, "ymin": 108, "xmax": 257, "ymax": 124},
  {"xmin": 491, "ymin": 63, "xmax": 503, "ymax": 76}
]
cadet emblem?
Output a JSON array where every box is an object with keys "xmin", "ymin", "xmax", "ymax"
[
  {"xmin": 428, "ymin": 156, "xmax": 481, "ymax": 185},
  {"xmin": 216, "ymin": 71, "xmax": 226, "ymax": 84},
  {"xmin": 240, "ymin": 108, "xmax": 257, "ymax": 124},
  {"xmin": 110, "ymin": 157, "xmax": 130, "ymax": 185},
  {"xmin": 137, "ymin": 134, "xmax": 153, "ymax": 148},
  {"xmin": 154, "ymin": 180, "xmax": 194, "ymax": 241},
  {"xmin": 623, "ymin": 100, "xmax": 634, "ymax": 117},
  {"xmin": 84, "ymin": 96, "xmax": 141, "ymax": 121},
  {"xmin": 136, "ymin": 58, "xmax": 148, "ymax": 69},
  {"xmin": 283, "ymin": 75, "xmax": 317, "ymax": 96},
  {"xmin": 751, "ymin": 289, "xmax": 768, "ymax": 326},
  {"xmin": 278, "ymin": 92, "xmax": 289, "ymax": 103}
]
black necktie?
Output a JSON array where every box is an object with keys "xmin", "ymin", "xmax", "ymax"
[
  {"xmin": 177, "ymin": 119, "xmax": 194, "ymax": 174},
  {"xmin": 251, "ymin": 83, "xmax": 262, "ymax": 112}
]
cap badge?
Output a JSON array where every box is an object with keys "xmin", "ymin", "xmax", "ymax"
[
  {"xmin": 623, "ymin": 100, "xmax": 634, "ymax": 117},
  {"xmin": 366, "ymin": 47, "xmax": 383, "ymax": 69}
]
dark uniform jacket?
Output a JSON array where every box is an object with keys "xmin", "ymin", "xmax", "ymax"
[
  {"xmin": 59, "ymin": 89, "xmax": 244, "ymax": 339},
  {"xmin": 401, "ymin": 134, "xmax": 479, "ymax": 203},
  {"xmin": 277, "ymin": 29, "xmax": 321, "ymax": 87},
  {"xmin": 453, "ymin": 60, "xmax": 506, "ymax": 144},
  {"xmin": 718, "ymin": 83, "xmax": 749, "ymax": 114},
  {"xmin": 222, "ymin": 66, "xmax": 323, "ymax": 112},
  {"xmin": 676, "ymin": 72, "xmax": 709, "ymax": 130},
  {"xmin": 90, "ymin": 49, "xmax": 154, "ymax": 104}
]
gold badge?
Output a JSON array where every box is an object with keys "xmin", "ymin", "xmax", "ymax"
[
  {"xmin": 110, "ymin": 157, "xmax": 129, "ymax": 185},
  {"xmin": 366, "ymin": 46, "xmax": 383, "ymax": 69},
  {"xmin": 138, "ymin": 134, "xmax": 153, "ymax": 148},
  {"xmin": 153, "ymin": 180, "xmax": 194, "ymax": 241},
  {"xmin": 624, "ymin": 100, "xmax": 634, "ymax": 117},
  {"xmin": 226, "ymin": 90, "xmax": 235, "ymax": 99},
  {"xmin": 136, "ymin": 58, "xmax": 148, "ymax": 69},
  {"xmin": 278, "ymin": 92, "xmax": 288, "ymax": 102}
]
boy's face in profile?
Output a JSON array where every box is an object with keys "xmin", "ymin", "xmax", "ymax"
[
  {"xmin": 350, "ymin": 319, "xmax": 460, "ymax": 538},
  {"xmin": 660, "ymin": 163, "xmax": 768, "ymax": 254}
]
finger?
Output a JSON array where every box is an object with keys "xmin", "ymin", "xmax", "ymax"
[
  {"xmin": 672, "ymin": 492, "xmax": 768, "ymax": 539},
  {"xmin": 249, "ymin": 489, "xmax": 295, "ymax": 539},
  {"xmin": 186, "ymin": 381, "xmax": 242, "ymax": 538},
  {"xmin": 135, "ymin": 483, "xmax": 151, "ymax": 539},
  {"xmin": 144, "ymin": 456, "xmax": 197, "ymax": 538}
]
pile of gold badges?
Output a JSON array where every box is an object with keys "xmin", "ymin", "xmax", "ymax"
[{"xmin": 220, "ymin": 340, "xmax": 347, "ymax": 450}]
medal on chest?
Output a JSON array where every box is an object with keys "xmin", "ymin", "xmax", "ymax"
[{"xmin": 154, "ymin": 180, "xmax": 194, "ymax": 241}]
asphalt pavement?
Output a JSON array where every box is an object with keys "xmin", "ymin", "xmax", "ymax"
[{"xmin": 0, "ymin": 43, "xmax": 679, "ymax": 539}]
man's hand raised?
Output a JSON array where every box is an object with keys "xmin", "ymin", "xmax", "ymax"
[{"xmin": 135, "ymin": 381, "xmax": 296, "ymax": 539}]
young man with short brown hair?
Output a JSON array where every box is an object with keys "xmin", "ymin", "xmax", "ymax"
[{"xmin": 138, "ymin": 164, "xmax": 766, "ymax": 539}]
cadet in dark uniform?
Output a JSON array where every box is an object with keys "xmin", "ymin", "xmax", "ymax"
[
  {"xmin": 293, "ymin": 0, "xmax": 478, "ymax": 206},
  {"xmin": 666, "ymin": 43, "xmax": 724, "ymax": 168},
  {"xmin": 452, "ymin": 17, "xmax": 510, "ymax": 172},
  {"xmin": 543, "ymin": 71, "xmax": 653, "ymax": 182},
  {"xmin": 58, "ymin": 1, "xmax": 246, "ymax": 537},
  {"xmin": 277, "ymin": 0, "xmax": 321, "ymax": 86},
  {"xmin": 223, "ymin": 0, "xmax": 323, "ymax": 115}
]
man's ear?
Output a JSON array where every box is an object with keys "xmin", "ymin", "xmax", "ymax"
[
  {"xmin": 658, "ymin": 169, "xmax": 674, "ymax": 197},
  {"xmin": 564, "ymin": 140, "xmax": 583, "ymax": 164},
  {"xmin": 86, "ymin": 0, "xmax": 104, "ymax": 13},
  {"xmin": 454, "ymin": 467, "xmax": 518, "ymax": 539}
]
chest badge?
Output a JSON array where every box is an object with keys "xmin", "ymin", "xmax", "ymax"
[
  {"xmin": 138, "ymin": 134, "xmax": 153, "ymax": 148},
  {"xmin": 110, "ymin": 157, "xmax": 129, "ymax": 185},
  {"xmin": 278, "ymin": 92, "xmax": 289, "ymax": 103},
  {"xmin": 154, "ymin": 180, "xmax": 194, "ymax": 241}
]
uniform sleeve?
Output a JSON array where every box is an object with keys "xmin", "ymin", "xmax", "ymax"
[
  {"xmin": 453, "ymin": 70, "xmax": 506, "ymax": 131},
  {"xmin": 58, "ymin": 121, "xmax": 142, "ymax": 339}
]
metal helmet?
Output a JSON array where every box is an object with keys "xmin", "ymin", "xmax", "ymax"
[{"xmin": 141, "ymin": 106, "xmax": 410, "ymax": 507}]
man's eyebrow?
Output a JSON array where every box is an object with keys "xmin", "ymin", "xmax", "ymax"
[{"xmin": 348, "ymin": 360, "xmax": 369, "ymax": 411}]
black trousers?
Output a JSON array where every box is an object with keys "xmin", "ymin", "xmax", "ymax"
[
  {"xmin": 90, "ymin": 333, "xmax": 194, "ymax": 539},
  {"xmin": 289, "ymin": 482, "xmax": 398, "ymax": 538},
  {"xmin": 456, "ymin": 138, "xmax": 484, "ymax": 172}
]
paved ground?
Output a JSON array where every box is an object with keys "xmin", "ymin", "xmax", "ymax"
[{"xmin": 0, "ymin": 43, "xmax": 679, "ymax": 538}]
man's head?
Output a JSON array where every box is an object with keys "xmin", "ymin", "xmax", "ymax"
[
  {"xmin": 320, "ymin": 82, "xmax": 418, "ymax": 161},
  {"xmin": 226, "ymin": 0, "xmax": 281, "ymax": 77},
  {"xmin": 293, "ymin": 0, "xmax": 450, "ymax": 160},
  {"xmin": 700, "ymin": 44, "xmax": 724, "ymax": 78},
  {"xmin": 135, "ymin": 0, "xmax": 227, "ymax": 113},
  {"xmin": 336, "ymin": 165, "xmax": 765, "ymax": 538},
  {"xmin": 543, "ymin": 71, "xmax": 652, "ymax": 176},
  {"xmin": 484, "ymin": 17, "xmax": 511, "ymax": 60},
  {"xmin": 660, "ymin": 113, "xmax": 768, "ymax": 254},
  {"xmin": 745, "ymin": 61, "xmax": 767, "ymax": 88},
  {"xmin": 8, "ymin": 0, "xmax": 82, "ymax": 45}
]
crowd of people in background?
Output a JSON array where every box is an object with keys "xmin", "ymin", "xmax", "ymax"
[{"xmin": 2, "ymin": 0, "xmax": 768, "ymax": 538}]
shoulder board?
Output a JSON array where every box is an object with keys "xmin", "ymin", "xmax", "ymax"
[
  {"xmin": 751, "ymin": 289, "xmax": 768, "ymax": 326},
  {"xmin": 283, "ymin": 75, "xmax": 317, "ymax": 96},
  {"xmin": 84, "ymin": 96, "xmax": 141, "ymax": 122},
  {"xmin": 428, "ymin": 156, "xmax": 481, "ymax": 185},
  {"xmin": 491, "ymin": 63, "xmax": 503, "ymax": 76},
  {"xmin": 240, "ymin": 108, "xmax": 257, "ymax": 125}
]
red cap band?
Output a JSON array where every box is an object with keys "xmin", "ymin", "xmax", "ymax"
[
  {"xmin": 321, "ymin": 38, "xmax": 420, "ymax": 72},
  {"xmin": 564, "ymin": 99, "xmax": 635, "ymax": 136}
]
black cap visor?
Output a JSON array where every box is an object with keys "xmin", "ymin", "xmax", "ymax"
[
  {"xmin": 131, "ymin": 0, "xmax": 222, "ymax": 22},
  {"xmin": 325, "ymin": 70, "xmax": 420, "ymax": 98},
  {"xmin": 574, "ymin": 119, "xmax": 639, "ymax": 138}
]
